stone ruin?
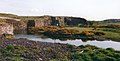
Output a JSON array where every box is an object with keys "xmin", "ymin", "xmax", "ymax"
[{"xmin": 27, "ymin": 16, "xmax": 87, "ymax": 27}]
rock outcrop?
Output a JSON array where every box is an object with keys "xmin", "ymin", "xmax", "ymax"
[
  {"xmin": 27, "ymin": 16, "xmax": 87, "ymax": 27},
  {"xmin": 0, "ymin": 13, "xmax": 88, "ymax": 34},
  {"xmin": 5, "ymin": 19, "xmax": 26, "ymax": 31},
  {"xmin": 0, "ymin": 22, "xmax": 13, "ymax": 37},
  {"xmin": 0, "ymin": 19, "xmax": 26, "ymax": 34}
]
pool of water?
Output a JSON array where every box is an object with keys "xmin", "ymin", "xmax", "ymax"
[{"xmin": 15, "ymin": 34, "xmax": 120, "ymax": 50}]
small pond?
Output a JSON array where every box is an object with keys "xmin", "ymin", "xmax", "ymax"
[{"xmin": 15, "ymin": 34, "xmax": 120, "ymax": 50}]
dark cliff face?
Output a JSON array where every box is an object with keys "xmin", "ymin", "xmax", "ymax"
[
  {"xmin": 27, "ymin": 20, "xmax": 35, "ymax": 27},
  {"xmin": 51, "ymin": 17, "xmax": 59, "ymax": 26},
  {"xmin": 27, "ymin": 20, "xmax": 35, "ymax": 34},
  {"xmin": 64, "ymin": 17, "xmax": 87, "ymax": 26}
]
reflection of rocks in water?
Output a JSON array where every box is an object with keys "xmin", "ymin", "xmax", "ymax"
[
  {"xmin": 82, "ymin": 40, "xmax": 89, "ymax": 42},
  {"xmin": 37, "ymin": 34, "xmax": 48, "ymax": 39},
  {"xmin": 105, "ymin": 38, "xmax": 111, "ymax": 41},
  {"xmin": 14, "ymin": 30, "xmax": 27, "ymax": 34}
]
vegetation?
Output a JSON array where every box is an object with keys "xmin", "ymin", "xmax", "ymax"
[
  {"xmin": 31, "ymin": 26, "xmax": 106, "ymax": 41},
  {"xmin": 70, "ymin": 45, "xmax": 120, "ymax": 61},
  {"xmin": 32, "ymin": 26, "xmax": 81, "ymax": 34},
  {"xmin": 0, "ymin": 44, "xmax": 26, "ymax": 61},
  {"xmin": 0, "ymin": 41, "xmax": 120, "ymax": 61},
  {"xmin": 1, "ymin": 34, "xmax": 15, "ymax": 38},
  {"xmin": 31, "ymin": 25, "xmax": 120, "ymax": 41},
  {"xmin": 65, "ymin": 24, "xmax": 120, "ymax": 41}
]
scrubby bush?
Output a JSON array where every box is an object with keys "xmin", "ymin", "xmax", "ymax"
[
  {"xmin": 81, "ymin": 31, "xmax": 95, "ymax": 36},
  {"xmin": 32, "ymin": 26, "xmax": 80, "ymax": 34},
  {"xmin": 1, "ymin": 34, "xmax": 15, "ymax": 38},
  {"xmin": 81, "ymin": 31, "xmax": 105, "ymax": 36}
]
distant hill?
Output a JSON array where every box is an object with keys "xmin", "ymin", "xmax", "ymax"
[
  {"xmin": 104, "ymin": 19, "xmax": 120, "ymax": 23},
  {"xmin": 0, "ymin": 13, "xmax": 18, "ymax": 18}
]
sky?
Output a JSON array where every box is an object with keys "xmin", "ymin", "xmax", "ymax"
[{"xmin": 0, "ymin": 0, "xmax": 120, "ymax": 20}]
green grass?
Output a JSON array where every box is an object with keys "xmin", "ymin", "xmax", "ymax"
[
  {"xmin": 66, "ymin": 27, "xmax": 120, "ymax": 41},
  {"xmin": 96, "ymin": 31, "xmax": 120, "ymax": 41},
  {"xmin": 66, "ymin": 27, "xmax": 94, "ymax": 32},
  {"xmin": 97, "ymin": 23, "xmax": 120, "ymax": 26},
  {"xmin": 96, "ymin": 28, "xmax": 120, "ymax": 41}
]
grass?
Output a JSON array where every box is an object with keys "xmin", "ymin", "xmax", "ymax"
[
  {"xmin": 96, "ymin": 31, "xmax": 120, "ymax": 41},
  {"xmin": 66, "ymin": 27, "xmax": 93, "ymax": 32},
  {"xmin": 66, "ymin": 27, "xmax": 120, "ymax": 41},
  {"xmin": 96, "ymin": 28, "xmax": 120, "ymax": 41}
]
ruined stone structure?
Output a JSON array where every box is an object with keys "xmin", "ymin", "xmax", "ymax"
[
  {"xmin": 0, "ymin": 22, "xmax": 13, "ymax": 36},
  {"xmin": 27, "ymin": 16, "xmax": 87, "ymax": 28}
]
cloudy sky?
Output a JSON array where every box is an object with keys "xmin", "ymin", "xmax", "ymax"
[{"xmin": 0, "ymin": 0, "xmax": 120, "ymax": 20}]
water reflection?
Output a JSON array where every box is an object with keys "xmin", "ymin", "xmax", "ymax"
[{"xmin": 15, "ymin": 34, "xmax": 120, "ymax": 50}]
